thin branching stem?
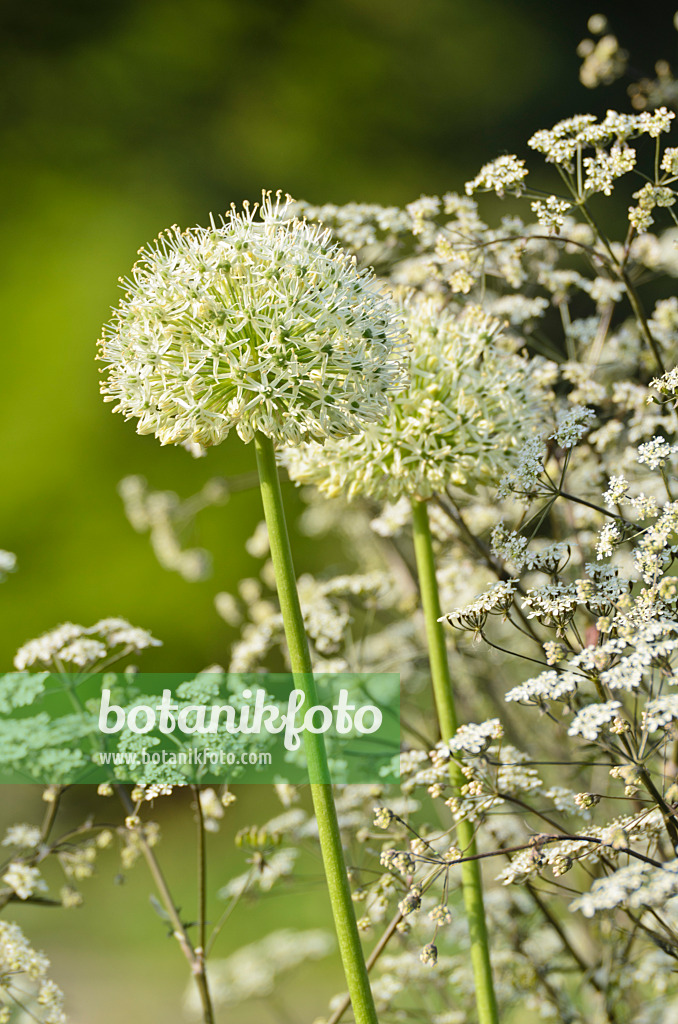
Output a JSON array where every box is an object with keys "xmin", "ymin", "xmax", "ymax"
[{"xmin": 115, "ymin": 785, "xmax": 215, "ymax": 1024}]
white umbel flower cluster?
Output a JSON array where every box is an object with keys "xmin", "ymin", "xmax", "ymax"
[
  {"xmin": 2, "ymin": 824, "xmax": 42, "ymax": 848},
  {"xmin": 571, "ymin": 859, "xmax": 678, "ymax": 917},
  {"xmin": 443, "ymin": 718, "xmax": 504, "ymax": 756},
  {"xmin": 0, "ymin": 920, "xmax": 67, "ymax": 1023},
  {"xmin": 567, "ymin": 700, "xmax": 623, "ymax": 741},
  {"xmin": 527, "ymin": 109, "xmax": 674, "ymax": 168},
  {"xmin": 2, "ymin": 862, "xmax": 47, "ymax": 901},
  {"xmin": 99, "ymin": 191, "xmax": 406, "ymax": 447},
  {"xmin": 14, "ymin": 618, "xmax": 161, "ymax": 670},
  {"xmin": 281, "ymin": 298, "xmax": 546, "ymax": 501},
  {"xmin": 465, "ymin": 155, "xmax": 529, "ymax": 197},
  {"xmin": 504, "ymin": 670, "xmax": 579, "ymax": 706}
]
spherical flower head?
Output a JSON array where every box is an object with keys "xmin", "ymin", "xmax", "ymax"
[
  {"xmin": 98, "ymin": 192, "xmax": 406, "ymax": 448},
  {"xmin": 281, "ymin": 297, "xmax": 547, "ymax": 502}
]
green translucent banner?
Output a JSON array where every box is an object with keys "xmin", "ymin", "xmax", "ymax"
[{"xmin": 0, "ymin": 671, "xmax": 400, "ymax": 784}]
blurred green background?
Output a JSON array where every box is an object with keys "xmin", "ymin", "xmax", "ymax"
[{"xmin": 1, "ymin": 2, "xmax": 677, "ymax": 1021}]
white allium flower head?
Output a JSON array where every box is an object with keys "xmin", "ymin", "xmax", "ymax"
[
  {"xmin": 99, "ymin": 191, "xmax": 406, "ymax": 447},
  {"xmin": 282, "ymin": 297, "xmax": 547, "ymax": 501}
]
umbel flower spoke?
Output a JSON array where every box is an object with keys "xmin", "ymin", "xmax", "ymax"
[{"xmin": 98, "ymin": 191, "xmax": 407, "ymax": 1024}]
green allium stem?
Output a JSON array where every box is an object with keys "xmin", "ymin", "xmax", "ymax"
[
  {"xmin": 411, "ymin": 498, "xmax": 499, "ymax": 1024},
  {"xmin": 253, "ymin": 430, "xmax": 379, "ymax": 1024}
]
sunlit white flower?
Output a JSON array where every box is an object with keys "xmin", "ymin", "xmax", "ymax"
[
  {"xmin": 465, "ymin": 155, "xmax": 528, "ymax": 198},
  {"xmin": 596, "ymin": 521, "xmax": 622, "ymax": 560},
  {"xmin": 530, "ymin": 196, "xmax": 572, "ymax": 232},
  {"xmin": 637, "ymin": 435, "xmax": 678, "ymax": 470},
  {"xmin": 14, "ymin": 618, "xmax": 161, "ymax": 670},
  {"xmin": 505, "ymin": 670, "xmax": 578, "ymax": 706},
  {"xmin": 445, "ymin": 718, "xmax": 503, "ymax": 756},
  {"xmin": 2, "ymin": 862, "xmax": 47, "ymax": 900},
  {"xmin": 643, "ymin": 695, "xmax": 678, "ymax": 732},
  {"xmin": 282, "ymin": 298, "xmax": 546, "ymax": 501},
  {"xmin": 551, "ymin": 405, "xmax": 596, "ymax": 448},
  {"xmin": 629, "ymin": 183, "xmax": 676, "ymax": 233},
  {"xmin": 603, "ymin": 475, "xmax": 629, "ymax": 506},
  {"xmin": 568, "ymin": 701, "xmax": 622, "ymax": 741},
  {"xmin": 571, "ymin": 859, "xmax": 678, "ymax": 917},
  {"xmin": 0, "ymin": 921, "xmax": 66, "ymax": 1023},
  {"xmin": 578, "ymin": 32, "xmax": 627, "ymax": 90},
  {"xmin": 582, "ymin": 144, "xmax": 636, "ymax": 196},
  {"xmin": 2, "ymin": 825, "xmax": 42, "ymax": 849},
  {"xmin": 528, "ymin": 109, "xmax": 674, "ymax": 169},
  {"xmin": 100, "ymin": 191, "xmax": 405, "ymax": 447},
  {"xmin": 198, "ymin": 788, "xmax": 224, "ymax": 832}
]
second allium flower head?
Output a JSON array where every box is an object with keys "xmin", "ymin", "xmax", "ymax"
[
  {"xmin": 282, "ymin": 298, "xmax": 547, "ymax": 501},
  {"xmin": 99, "ymin": 191, "xmax": 406, "ymax": 448}
]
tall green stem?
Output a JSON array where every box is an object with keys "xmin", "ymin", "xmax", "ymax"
[
  {"xmin": 411, "ymin": 498, "xmax": 499, "ymax": 1024},
  {"xmin": 253, "ymin": 431, "xmax": 379, "ymax": 1024}
]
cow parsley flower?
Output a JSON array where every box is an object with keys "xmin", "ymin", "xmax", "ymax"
[
  {"xmin": 643, "ymin": 695, "xmax": 678, "ymax": 732},
  {"xmin": 445, "ymin": 718, "xmax": 504, "ymax": 756},
  {"xmin": 582, "ymin": 144, "xmax": 636, "ymax": 196},
  {"xmin": 14, "ymin": 618, "xmax": 160, "ymax": 670},
  {"xmin": 198, "ymin": 788, "xmax": 225, "ymax": 832},
  {"xmin": 99, "ymin": 191, "xmax": 405, "ymax": 447},
  {"xmin": 571, "ymin": 859, "xmax": 678, "ymax": 917},
  {"xmin": 528, "ymin": 109, "xmax": 674, "ymax": 169},
  {"xmin": 629, "ymin": 183, "xmax": 677, "ymax": 233},
  {"xmin": 578, "ymin": 31, "xmax": 627, "ymax": 90},
  {"xmin": 2, "ymin": 825, "xmax": 42, "ymax": 848},
  {"xmin": 603, "ymin": 475, "xmax": 629, "ymax": 506},
  {"xmin": 521, "ymin": 583, "xmax": 579, "ymax": 630},
  {"xmin": 282, "ymin": 299, "xmax": 546, "ymax": 501},
  {"xmin": 551, "ymin": 405, "xmax": 596, "ymax": 448},
  {"xmin": 530, "ymin": 196, "xmax": 572, "ymax": 232},
  {"xmin": 497, "ymin": 437, "xmax": 548, "ymax": 500},
  {"xmin": 650, "ymin": 366, "xmax": 678, "ymax": 397},
  {"xmin": 567, "ymin": 701, "xmax": 622, "ymax": 741},
  {"xmin": 0, "ymin": 921, "xmax": 66, "ymax": 1023},
  {"xmin": 441, "ymin": 580, "xmax": 518, "ymax": 634},
  {"xmin": 637, "ymin": 435, "xmax": 678, "ymax": 470},
  {"xmin": 596, "ymin": 521, "xmax": 622, "ymax": 559},
  {"xmin": 2, "ymin": 862, "xmax": 47, "ymax": 900},
  {"xmin": 490, "ymin": 523, "xmax": 529, "ymax": 569},
  {"xmin": 465, "ymin": 155, "xmax": 528, "ymax": 198},
  {"xmin": 504, "ymin": 670, "xmax": 578, "ymax": 706}
]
